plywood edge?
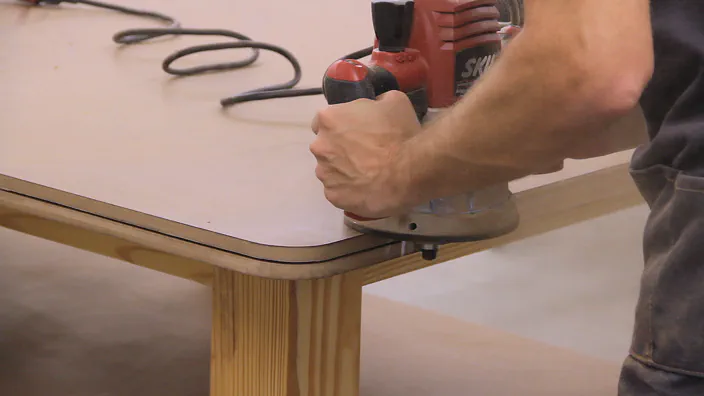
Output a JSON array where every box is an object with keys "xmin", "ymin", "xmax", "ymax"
[
  {"xmin": 361, "ymin": 162, "xmax": 645, "ymax": 285},
  {"xmin": 1, "ymin": 162, "xmax": 644, "ymax": 284},
  {"xmin": 0, "ymin": 189, "xmax": 217, "ymax": 285},
  {"xmin": 0, "ymin": 189, "xmax": 404, "ymax": 281},
  {"xmin": 0, "ymin": 174, "xmax": 392, "ymax": 266}
]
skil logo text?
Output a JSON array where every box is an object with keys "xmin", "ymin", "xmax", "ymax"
[{"xmin": 461, "ymin": 54, "xmax": 497, "ymax": 79}]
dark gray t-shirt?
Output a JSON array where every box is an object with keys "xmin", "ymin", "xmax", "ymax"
[{"xmin": 633, "ymin": 0, "xmax": 704, "ymax": 175}]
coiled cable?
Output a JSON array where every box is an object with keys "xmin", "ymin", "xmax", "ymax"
[
  {"xmin": 27, "ymin": 0, "xmax": 523, "ymax": 106},
  {"xmin": 497, "ymin": 0, "xmax": 524, "ymax": 28},
  {"xmin": 40, "ymin": 0, "xmax": 372, "ymax": 107}
]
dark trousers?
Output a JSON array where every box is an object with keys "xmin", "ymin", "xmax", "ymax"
[
  {"xmin": 619, "ymin": 356, "xmax": 704, "ymax": 395},
  {"xmin": 619, "ymin": 165, "xmax": 704, "ymax": 395}
]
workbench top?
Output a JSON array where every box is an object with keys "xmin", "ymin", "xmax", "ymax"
[{"xmin": 0, "ymin": 0, "xmax": 637, "ymax": 276}]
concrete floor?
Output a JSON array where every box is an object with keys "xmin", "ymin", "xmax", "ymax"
[{"xmin": 365, "ymin": 204, "xmax": 649, "ymax": 363}]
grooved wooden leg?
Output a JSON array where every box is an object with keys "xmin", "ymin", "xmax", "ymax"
[{"xmin": 210, "ymin": 268, "xmax": 363, "ymax": 396}]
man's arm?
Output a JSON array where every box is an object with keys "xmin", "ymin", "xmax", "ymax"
[
  {"xmin": 398, "ymin": 0, "xmax": 654, "ymax": 205},
  {"xmin": 534, "ymin": 103, "xmax": 648, "ymax": 174},
  {"xmin": 566, "ymin": 104, "xmax": 649, "ymax": 160}
]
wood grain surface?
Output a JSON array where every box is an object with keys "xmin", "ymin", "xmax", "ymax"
[
  {"xmin": 0, "ymin": 225, "xmax": 622, "ymax": 396},
  {"xmin": 211, "ymin": 268, "xmax": 363, "ymax": 396}
]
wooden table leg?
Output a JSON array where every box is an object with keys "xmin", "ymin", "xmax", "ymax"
[{"xmin": 210, "ymin": 267, "xmax": 364, "ymax": 396}]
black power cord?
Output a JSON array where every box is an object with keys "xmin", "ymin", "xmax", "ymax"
[
  {"xmin": 496, "ymin": 0, "xmax": 524, "ymax": 27},
  {"xmin": 25, "ymin": 0, "xmax": 373, "ymax": 107}
]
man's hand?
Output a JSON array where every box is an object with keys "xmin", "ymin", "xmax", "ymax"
[
  {"xmin": 310, "ymin": 0, "xmax": 653, "ymax": 215},
  {"xmin": 310, "ymin": 91, "xmax": 421, "ymax": 218}
]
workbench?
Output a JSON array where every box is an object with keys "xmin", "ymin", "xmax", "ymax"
[{"xmin": 0, "ymin": 1, "xmax": 646, "ymax": 395}]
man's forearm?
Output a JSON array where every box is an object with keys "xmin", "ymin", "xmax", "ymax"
[
  {"xmin": 397, "ymin": 1, "xmax": 653, "ymax": 205},
  {"xmin": 399, "ymin": 34, "xmax": 614, "ymax": 203},
  {"xmin": 309, "ymin": 0, "xmax": 654, "ymax": 218}
]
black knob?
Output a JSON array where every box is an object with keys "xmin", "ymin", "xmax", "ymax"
[
  {"xmin": 421, "ymin": 247, "xmax": 438, "ymax": 261},
  {"xmin": 371, "ymin": 0, "xmax": 415, "ymax": 52}
]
